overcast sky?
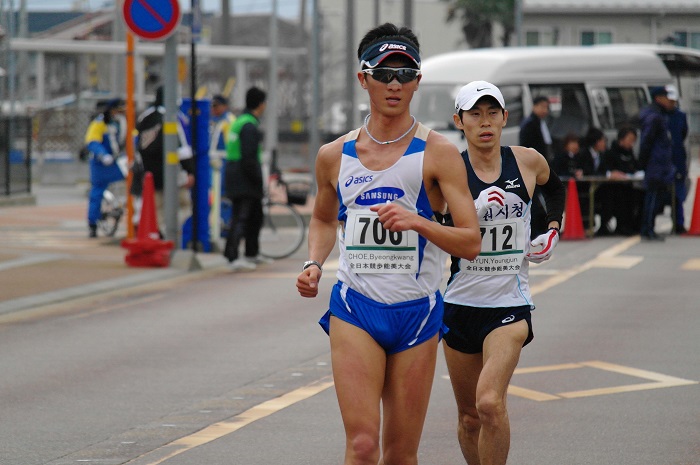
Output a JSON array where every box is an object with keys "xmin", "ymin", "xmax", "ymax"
[{"xmin": 24, "ymin": 0, "xmax": 303, "ymax": 18}]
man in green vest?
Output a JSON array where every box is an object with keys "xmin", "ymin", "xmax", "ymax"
[{"xmin": 223, "ymin": 87, "xmax": 269, "ymax": 271}]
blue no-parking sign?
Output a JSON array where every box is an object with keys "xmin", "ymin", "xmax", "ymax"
[{"xmin": 122, "ymin": 0, "xmax": 182, "ymax": 41}]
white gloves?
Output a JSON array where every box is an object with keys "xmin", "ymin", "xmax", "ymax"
[
  {"xmin": 474, "ymin": 186, "xmax": 506, "ymax": 218},
  {"xmin": 177, "ymin": 145, "xmax": 193, "ymax": 160},
  {"xmin": 101, "ymin": 154, "xmax": 114, "ymax": 166},
  {"xmin": 526, "ymin": 228, "xmax": 559, "ymax": 263}
]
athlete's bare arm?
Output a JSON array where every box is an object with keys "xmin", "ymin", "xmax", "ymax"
[
  {"xmin": 296, "ymin": 138, "xmax": 342, "ymax": 298},
  {"xmin": 511, "ymin": 146, "xmax": 551, "ymax": 195},
  {"xmin": 373, "ymin": 131, "xmax": 481, "ymax": 260},
  {"xmin": 512, "ymin": 145, "xmax": 563, "ymax": 231}
]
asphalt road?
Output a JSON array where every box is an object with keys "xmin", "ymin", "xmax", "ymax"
[{"xmin": 1, "ymin": 230, "xmax": 699, "ymax": 465}]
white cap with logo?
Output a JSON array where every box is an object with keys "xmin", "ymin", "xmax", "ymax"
[
  {"xmin": 665, "ymin": 84, "xmax": 679, "ymax": 101},
  {"xmin": 455, "ymin": 80, "xmax": 506, "ymax": 112}
]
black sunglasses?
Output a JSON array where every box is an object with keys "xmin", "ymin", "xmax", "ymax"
[{"xmin": 362, "ymin": 67, "xmax": 421, "ymax": 84}]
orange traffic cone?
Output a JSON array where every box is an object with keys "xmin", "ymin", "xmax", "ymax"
[
  {"xmin": 121, "ymin": 172, "xmax": 174, "ymax": 267},
  {"xmin": 686, "ymin": 176, "xmax": 700, "ymax": 236},
  {"xmin": 562, "ymin": 177, "xmax": 586, "ymax": 240}
]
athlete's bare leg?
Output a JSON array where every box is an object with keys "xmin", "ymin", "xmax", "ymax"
[
  {"xmin": 444, "ymin": 320, "xmax": 529, "ymax": 465},
  {"xmin": 380, "ymin": 334, "xmax": 439, "ymax": 465},
  {"xmin": 443, "ymin": 344, "xmax": 482, "ymax": 464},
  {"xmin": 330, "ymin": 316, "xmax": 386, "ymax": 465}
]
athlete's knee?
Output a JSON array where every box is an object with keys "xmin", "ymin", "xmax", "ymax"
[
  {"xmin": 475, "ymin": 389, "xmax": 507, "ymax": 426},
  {"xmin": 348, "ymin": 432, "xmax": 380, "ymax": 464},
  {"xmin": 457, "ymin": 407, "xmax": 481, "ymax": 436}
]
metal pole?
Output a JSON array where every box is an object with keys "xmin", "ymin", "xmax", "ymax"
[
  {"xmin": 266, "ymin": 0, "xmax": 279, "ymax": 165},
  {"xmin": 190, "ymin": 0, "xmax": 200, "ymax": 252},
  {"xmin": 403, "ymin": 0, "xmax": 412, "ymax": 29},
  {"xmin": 309, "ymin": 0, "xmax": 320, "ymax": 186},
  {"xmin": 374, "ymin": 0, "xmax": 380, "ymax": 26},
  {"xmin": 514, "ymin": 0, "xmax": 523, "ymax": 46},
  {"xmin": 345, "ymin": 0, "xmax": 355, "ymax": 131},
  {"xmin": 163, "ymin": 35, "xmax": 180, "ymax": 244}
]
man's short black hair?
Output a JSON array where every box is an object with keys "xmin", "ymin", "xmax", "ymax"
[
  {"xmin": 533, "ymin": 96, "xmax": 549, "ymax": 106},
  {"xmin": 617, "ymin": 126, "xmax": 637, "ymax": 141},
  {"xmin": 246, "ymin": 87, "xmax": 266, "ymax": 110},
  {"xmin": 357, "ymin": 22, "xmax": 420, "ymax": 65}
]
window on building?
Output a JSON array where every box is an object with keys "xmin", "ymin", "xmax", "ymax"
[
  {"xmin": 525, "ymin": 30, "xmax": 556, "ymax": 46},
  {"xmin": 581, "ymin": 30, "xmax": 613, "ymax": 46},
  {"xmin": 674, "ymin": 31, "xmax": 700, "ymax": 49}
]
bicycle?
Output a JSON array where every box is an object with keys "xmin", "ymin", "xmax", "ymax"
[
  {"xmin": 220, "ymin": 170, "xmax": 309, "ymax": 259},
  {"xmin": 97, "ymin": 187, "xmax": 124, "ymax": 237}
]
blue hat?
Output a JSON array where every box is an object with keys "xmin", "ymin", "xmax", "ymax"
[
  {"xmin": 212, "ymin": 94, "xmax": 228, "ymax": 106},
  {"xmin": 649, "ymin": 86, "xmax": 668, "ymax": 98},
  {"xmin": 105, "ymin": 98, "xmax": 125, "ymax": 109},
  {"xmin": 359, "ymin": 39, "xmax": 421, "ymax": 69}
]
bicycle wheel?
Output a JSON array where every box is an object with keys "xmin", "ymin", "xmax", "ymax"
[
  {"xmin": 97, "ymin": 190, "xmax": 122, "ymax": 237},
  {"xmin": 259, "ymin": 201, "xmax": 306, "ymax": 259}
]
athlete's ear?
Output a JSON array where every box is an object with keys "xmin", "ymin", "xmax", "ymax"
[
  {"xmin": 502, "ymin": 109, "xmax": 509, "ymax": 127},
  {"xmin": 453, "ymin": 113, "xmax": 464, "ymax": 130},
  {"xmin": 357, "ymin": 72, "xmax": 367, "ymax": 89}
]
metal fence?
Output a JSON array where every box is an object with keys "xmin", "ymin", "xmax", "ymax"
[{"xmin": 0, "ymin": 116, "xmax": 32, "ymax": 197}]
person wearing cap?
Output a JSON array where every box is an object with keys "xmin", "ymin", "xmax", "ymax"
[
  {"xmin": 638, "ymin": 85, "xmax": 676, "ymax": 241},
  {"xmin": 665, "ymin": 84, "xmax": 689, "ymax": 234},
  {"xmin": 442, "ymin": 80, "xmax": 565, "ymax": 465},
  {"xmin": 295, "ymin": 23, "xmax": 482, "ymax": 465},
  {"xmin": 84, "ymin": 98, "xmax": 126, "ymax": 238}
]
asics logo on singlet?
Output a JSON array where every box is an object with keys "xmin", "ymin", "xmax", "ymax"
[
  {"xmin": 345, "ymin": 175, "xmax": 373, "ymax": 187},
  {"xmin": 380, "ymin": 43, "xmax": 407, "ymax": 52},
  {"xmin": 356, "ymin": 187, "xmax": 404, "ymax": 206},
  {"xmin": 505, "ymin": 178, "xmax": 521, "ymax": 189},
  {"xmin": 502, "ymin": 315, "xmax": 515, "ymax": 323}
]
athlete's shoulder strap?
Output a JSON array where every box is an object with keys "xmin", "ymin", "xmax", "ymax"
[
  {"xmin": 414, "ymin": 122, "xmax": 431, "ymax": 141},
  {"xmin": 344, "ymin": 128, "xmax": 362, "ymax": 143}
]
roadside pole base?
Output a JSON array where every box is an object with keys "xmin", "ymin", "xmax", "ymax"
[{"xmin": 170, "ymin": 249, "xmax": 203, "ymax": 272}]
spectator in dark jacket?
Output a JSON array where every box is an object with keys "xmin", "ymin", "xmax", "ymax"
[
  {"xmin": 638, "ymin": 86, "xmax": 676, "ymax": 241},
  {"xmin": 666, "ymin": 85, "xmax": 689, "ymax": 233},
  {"xmin": 520, "ymin": 96, "xmax": 552, "ymax": 238},
  {"xmin": 551, "ymin": 133, "xmax": 582, "ymax": 179},
  {"xmin": 602, "ymin": 126, "xmax": 644, "ymax": 235},
  {"xmin": 223, "ymin": 87, "xmax": 269, "ymax": 271},
  {"xmin": 577, "ymin": 127, "xmax": 610, "ymax": 234},
  {"xmin": 136, "ymin": 85, "xmax": 194, "ymax": 232}
]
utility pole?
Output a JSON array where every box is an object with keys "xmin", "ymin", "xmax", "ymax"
[
  {"xmin": 309, "ymin": 0, "xmax": 320, "ymax": 185},
  {"xmin": 403, "ymin": 0, "xmax": 412, "ymax": 29},
  {"xmin": 345, "ymin": 0, "xmax": 355, "ymax": 131},
  {"xmin": 266, "ymin": 0, "xmax": 279, "ymax": 168}
]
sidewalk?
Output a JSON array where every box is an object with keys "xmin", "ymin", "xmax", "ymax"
[
  {"xmin": 0, "ymin": 183, "xmax": 317, "ymax": 316},
  {"xmin": 0, "ymin": 186, "xmax": 217, "ymax": 315}
]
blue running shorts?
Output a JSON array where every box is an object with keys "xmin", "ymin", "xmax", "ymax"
[{"xmin": 319, "ymin": 281, "xmax": 448, "ymax": 355}]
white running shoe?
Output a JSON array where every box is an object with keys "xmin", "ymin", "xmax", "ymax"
[
  {"xmin": 250, "ymin": 255, "xmax": 274, "ymax": 265},
  {"xmin": 229, "ymin": 258, "xmax": 257, "ymax": 272}
]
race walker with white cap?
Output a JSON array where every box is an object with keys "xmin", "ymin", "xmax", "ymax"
[{"xmin": 441, "ymin": 80, "xmax": 566, "ymax": 465}]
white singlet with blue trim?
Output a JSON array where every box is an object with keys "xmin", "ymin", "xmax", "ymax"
[
  {"xmin": 336, "ymin": 123, "xmax": 445, "ymax": 304},
  {"xmin": 443, "ymin": 146, "xmax": 534, "ymax": 308}
]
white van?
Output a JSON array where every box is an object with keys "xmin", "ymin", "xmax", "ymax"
[{"xmin": 413, "ymin": 46, "xmax": 673, "ymax": 152}]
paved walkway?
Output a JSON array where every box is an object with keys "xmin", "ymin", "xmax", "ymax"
[{"xmin": 0, "ymin": 184, "xmax": 314, "ymax": 316}]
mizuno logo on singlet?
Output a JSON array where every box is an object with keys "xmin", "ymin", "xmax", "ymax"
[{"xmin": 505, "ymin": 178, "xmax": 521, "ymax": 189}]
